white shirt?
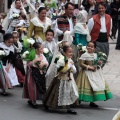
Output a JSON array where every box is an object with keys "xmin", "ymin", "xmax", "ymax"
[
  {"xmin": 68, "ymin": 17, "xmax": 74, "ymax": 32},
  {"xmin": 70, "ymin": 0, "xmax": 78, "ymax": 4},
  {"xmin": 87, "ymin": 15, "xmax": 112, "ymax": 33}
]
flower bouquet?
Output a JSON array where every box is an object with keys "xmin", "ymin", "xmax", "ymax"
[
  {"xmin": 35, "ymin": 61, "xmax": 47, "ymax": 73},
  {"xmin": 22, "ymin": 37, "xmax": 36, "ymax": 61},
  {"xmin": 54, "ymin": 54, "xmax": 68, "ymax": 72},
  {"xmin": 43, "ymin": 48, "xmax": 53, "ymax": 64},
  {"xmin": 77, "ymin": 43, "xmax": 87, "ymax": 56},
  {"xmin": 12, "ymin": 13, "xmax": 19, "ymax": 19},
  {"xmin": 93, "ymin": 52, "xmax": 107, "ymax": 67},
  {"xmin": 0, "ymin": 50, "xmax": 6, "ymax": 60}
]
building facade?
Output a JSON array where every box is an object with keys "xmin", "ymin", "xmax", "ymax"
[{"xmin": 0, "ymin": 0, "xmax": 14, "ymax": 13}]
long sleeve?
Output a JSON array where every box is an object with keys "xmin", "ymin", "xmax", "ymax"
[
  {"xmin": 71, "ymin": 64, "xmax": 76, "ymax": 74},
  {"xmin": 87, "ymin": 18, "xmax": 94, "ymax": 33},
  {"xmin": 27, "ymin": 22, "xmax": 35, "ymax": 38},
  {"xmin": 79, "ymin": 59, "xmax": 88, "ymax": 69}
]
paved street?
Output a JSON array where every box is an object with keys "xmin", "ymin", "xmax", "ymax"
[{"xmin": 0, "ymin": 40, "xmax": 120, "ymax": 120}]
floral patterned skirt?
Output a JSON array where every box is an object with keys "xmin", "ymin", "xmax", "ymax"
[{"xmin": 43, "ymin": 75, "xmax": 78, "ymax": 108}]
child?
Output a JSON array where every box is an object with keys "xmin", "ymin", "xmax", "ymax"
[
  {"xmin": 43, "ymin": 45, "xmax": 78, "ymax": 114},
  {"xmin": 42, "ymin": 29, "xmax": 56, "ymax": 65},
  {"xmin": 0, "ymin": 33, "xmax": 19, "ymax": 87},
  {"xmin": 12, "ymin": 31, "xmax": 25, "ymax": 87},
  {"xmin": 16, "ymin": 14, "xmax": 27, "ymax": 39},
  {"xmin": 45, "ymin": 40, "xmax": 70, "ymax": 87},
  {"xmin": 46, "ymin": 6, "xmax": 52, "ymax": 18},
  {"xmin": 76, "ymin": 41, "xmax": 113, "ymax": 107},
  {"xmin": 16, "ymin": 14, "xmax": 26, "ymax": 28},
  {"xmin": 23, "ymin": 42, "xmax": 48, "ymax": 108},
  {"xmin": 0, "ymin": 48, "xmax": 12, "ymax": 95}
]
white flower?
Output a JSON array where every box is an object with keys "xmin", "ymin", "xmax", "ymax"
[
  {"xmin": 27, "ymin": 38, "xmax": 35, "ymax": 45},
  {"xmin": 0, "ymin": 50, "xmax": 6, "ymax": 56},
  {"xmin": 56, "ymin": 55, "xmax": 65, "ymax": 68},
  {"xmin": 56, "ymin": 59, "xmax": 65, "ymax": 68},
  {"xmin": 12, "ymin": 13, "xmax": 19, "ymax": 18},
  {"xmin": 59, "ymin": 55, "xmax": 64, "ymax": 60},
  {"xmin": 102, "ymin": 53, "xmax": 107, "ymax": 57},
  {"xmin": 53, "ymin": 13, "xmax": 56, "ymax": 16},
  {"xmin": 43, "ymin": 48, "xmax": 49, "ymax": 54},
  {"xmin": 82, "ymin": 46, "xmax": 87, "ymax": 51},
  {"xmin": 22, "ymin": 51, "xmax": 29, "ymax": 58}
]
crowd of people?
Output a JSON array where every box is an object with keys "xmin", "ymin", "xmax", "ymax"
[{"xmin": 0, "ymin": 0, "xmax": 119, "ymax": 115}]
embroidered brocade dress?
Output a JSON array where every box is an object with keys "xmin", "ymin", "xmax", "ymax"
[
  {"xmin": 43, "ymin": 58, "xmax": 78, "ymax": 108},
  {"xmin": 76, "ymin": 52, "xmax": 113, "ymax": 102},
  {"xmin": 23, "ymin": 54, "xmax": 48, "ymax": 101}
]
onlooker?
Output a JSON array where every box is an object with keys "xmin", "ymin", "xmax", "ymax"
[
  {"xmin": 115, "ymin": 8, "xmax": 120, "ymax": 50},
  {"xmin": 55, "ymin": 2, "xmax": 76, "ymax": 41},
  {"xmin": 88, "ymin": 2, "xmax": 112, "ymax": 57},
  {"xmin": 110, "ymin": 0, "xmax": 120, "ymax": 39}
]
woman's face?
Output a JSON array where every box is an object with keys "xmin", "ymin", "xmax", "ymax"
[
  {"xmin": 98, "ymin": 4, "xmax": 106, "ymax": 15},
  {"xmin": 15, "ymin": 1, "xmax": 21, "ymax": 9},
  {"xmin": 64, "ymin": 47, "xmax": 73, "ymax": 58},
  {"xmin": 5, "ymin": 38, "xmax": 13, "ymax": 47},
  {"xmin": 38, "ymin": 10, "xmax": 47, "ymax": 20},
  {"xmin": 35, "ymin": 3, "xmax": 40, "ymax": 9}
]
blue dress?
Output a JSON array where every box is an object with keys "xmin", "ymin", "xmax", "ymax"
[{"xmin": 73, "ymin": 33, "xmax": 88, "ymax": 46}]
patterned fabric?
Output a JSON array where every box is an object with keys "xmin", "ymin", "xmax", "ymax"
[
  {"xmin": 43, "ymin": 60, "xmax": 78, "ymax": 108},
  {"xmin": 32, "ymin": 67, "xmax": 46, "ymax": 94},
  {"xmin": 57, "ymin": 13, "xmax": 75, "ymax": 41}
]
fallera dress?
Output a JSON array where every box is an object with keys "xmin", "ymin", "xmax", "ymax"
[
  {"xmin": 43, "ymin": 57, "xmax": 78, "ymax": 108},
  {"xmin": 76, "ymin": 52, "xmax": 113, "ymax": 102}
]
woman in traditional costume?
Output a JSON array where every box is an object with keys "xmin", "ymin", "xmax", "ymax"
[
  {"xmin": 76, "ymin": 41, "xmax": 113, "ymax": 107},
  {"xmin": 23, "ymin": 42, "xmax": 48, "ymax": 108},
  {"xmin": 2, "ymin": 0, "xmax": 26, "ymax": 33},
  {"xmin": 72, "ymin": 10, "xmax": 90, "ymax": 78},
  {"xmin": 43, "ymin": 45, "xmax": 78, "ymax": 114},
  {"xmin": 27, "ymin": 7, "xmax": 52, "ymax": 42}
]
